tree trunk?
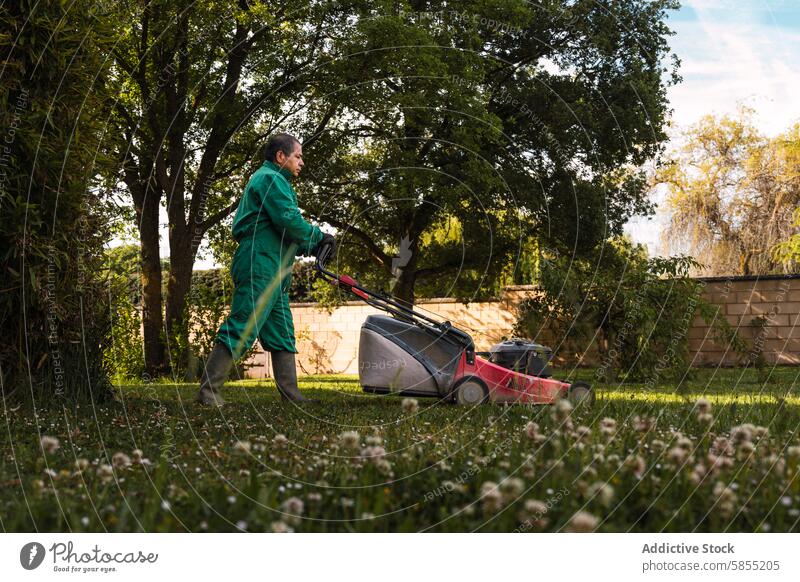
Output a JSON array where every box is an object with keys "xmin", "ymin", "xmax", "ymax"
[
  {"xmin": 392, "ymin": 236, "xmax": 419, "ymax": 306},
  {"xmin": 165, "ymin": 231, "xmax": 194, "ymax": 376},
  {"xmin": 138, "ymin": 194, "xmax": 165, "ymax": 379}
]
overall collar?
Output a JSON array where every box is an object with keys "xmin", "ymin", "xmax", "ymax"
[{"xmin": 263, "ymin": 159, "xmax": 294, "ymax": 180}]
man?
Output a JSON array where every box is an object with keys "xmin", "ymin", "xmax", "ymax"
[{"xmin": 195, "ymin": 133, "xmax": 334, "ymax": 405}]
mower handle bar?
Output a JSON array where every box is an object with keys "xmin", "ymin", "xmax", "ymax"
[{"xmin": 313, "ymin": 239, "xmax": 473, "ymax": 350}]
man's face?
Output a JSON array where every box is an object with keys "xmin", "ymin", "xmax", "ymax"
[{"xmin": 275, "ymin": 142, "xmax": 304, "ymax": 177}]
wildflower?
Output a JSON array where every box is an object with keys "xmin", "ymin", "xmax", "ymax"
[
  {"xmin": 307, "ymin": 492, "xmax": 322, "ymax": 502},
  {"xmin": 132, "ymin": 449, "xmax": 145, "ymax": 463},
  {"xmin": 401, "ymin": 398, "xmax": 419, "ymax": 413},
  {"xmin": 787, "ymin": 446, "xmax": 800, "ymax": 460},
  {"xmin": 730, "ymin": 424, "xmax": 754, "ymax": 445},
  {"xmin": 74, "ymin": 458, "xmax": 89, "ymax": 472},
  {"xmin": 624, "ymin": 454, "xmax": 647, "ymax": 479},
  {"xmin": 236, "ymin": 520, "xmax": 248, "ymax": 531},
  {"xmin": 233, "ymin": 440, "xmax": 252, "ymax": 455},
  {"xmin": 281, "ymin": 496, "xmax": 305, "ymax": 525},
  {"xmin": 361, "ymin": 445, "xmax": 386, "ymax": 462},
  {"xmin": 588, "ymin": 482, "xmax": 615, "ymax": 507},
  {"xmin": 272, "ymin": 434, "xmax": 289, "ymax": 448},
  {"xmin": 632, "ymin": 415, "xmax": 655, "ymax": 433},
  {"xmin": 376, "ymin": 459, "xmax": 393, "ymax": 476},
  {"xmin": 566, "ymin": 511, "xmax": 599, "ymax": 532},
  {"xmin": 689, "ymin": 463, "xmax": 708, "ymax": 485},
  {"xmin": 697, "ymin": 413, "xmax": 714, "ymax": 426},
  {"xmin": 365, "ymin": 435, "xmax": 383, "ymax": 446},
  {"xmin": 523, "ymin": 421, "xmax": 540, "ymax": 440},
  {"xmin": 96, "ymin": 464, "xmax": 114, "ymax": 483},
  {"xmin": 574, "ymin": 425, "xmax": 592, "ymax": 441},
  {"xmin": 500, "ymin": 477, "xmax": 525, "ymax": 502},
  {"xmin": 713, "ymin": 481, "xmax": 737, "ymax": 518},
  {"xmin": 553, "ymin": 399, "xmax": 573, "ymax": 420},
  {"xmin": 667, "ymin": 447, "xmax": 689, "ymax": 465},
  {"xmin": 736, "ymin": 440, "xmax": 755, "ymax": 460},
  {"xmin": 694, "ymin": 398, "xmax": 712, "ymax": 415},
  {"xmin": 111, "ymin": 452, "xmax": 131, "ymax": 469},
  {"xmin": 675, "ymin": 436, "xmax": 694, "ymax": 451},
  {"xmin": 711, "ymin": 437, "xmax": 733, "ymax": 457},
  {"xmin": 480, "ymin": 481, "xmax": 503, "ymax": 513},
  {"xmin": 517, "ymin": 499, "xmax": 549, "ymax": 529},
  {"xmin": 338, "ymin": 431, "xmax": 360, "ymax": 449},
  {"xmin": 40, "ymin": 436, "xmax": 60, "ymax": 455},
  {"xmin": 600, "ymin": 418, "xmax": 617, "ymax": 437}
]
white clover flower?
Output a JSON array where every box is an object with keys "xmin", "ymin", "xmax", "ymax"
[
  {"xmin": 233, "ymin": 440, "xmax": 252, "ymax": 454},
  {"xmin": 624, "ymin": 454, "xmax": 646, "ymax": 479},
  {"xmin": 588, "ymin": 482, "xmax": 615, "ymax": 507},
  {"xmin": 500, "ymin": 477, "xmax": 525, "ymax": 501},
  {"xmin": 111, "ymin": 452, "xmax": 131, "ymax": 469},
  {"xmin": 480, "ymin": 481, "xmax": 503, "ymax": 513},
  {"xmin": 401, "ymin": 398, "xmax": 419, "ymax": 413},
  {"xmin": 697, "ymin": 412, "xmax": 714, "ymax": 426},
  {"xmin": 132, "ymin": 449, "xmax": 144, "ymax": 463},
  {"xmin": 361, "ymin": 445, "xmax": 387, "ymax": 463},
  {"xmin": 338, "ymin": 430, "xmax": 361, "ymax": 449},
  {"xmin": 694, "ymin": 398, "xmax": 712, "ymax": 415},
  {"xmin": 524, "ymin": 499, "xmax": 548, "ymax": 516},
  {"xmin": 281, "ymin": 496, "xmax": 305, "ymax": 517},
  {"xmin": 523, "ymin": 421, "xmax": 540, "ymax": 440},
  {"xmin": 365, "ymin": 434, "xmax": 383, "ymax": 446},
  {"xmin": 74, "ymin": 458, "xmax": 89, "ymax": 472},
  {"xmin": 96, "ymin": 464, "xmax": 114, "ymax": 483},
  {"xmin": 40, "ymin": 436, "xmax": 60, "ymax": 454},
  {"xmin": 567, "ymin": 511, "xmax": 599, "ymax": 532},
  {"xmin": 272, "ymin": 434, "xmax": 289, "ymax": 448},
  {"xmin": 730, "ymin": 424, "xmax": 754, "ymax": 444},
  {"xmin": 632, "ymin": 415, "xmax": 655, "ymax": 433}
]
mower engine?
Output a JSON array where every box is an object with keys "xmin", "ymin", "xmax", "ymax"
[{"xmin": 487, "ymin": 339, "xmax": 553, "ymax": 378}]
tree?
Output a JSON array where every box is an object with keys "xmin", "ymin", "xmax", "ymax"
[
  {"xmin": 514, "ymin": 237, "xmax": 713, "ymax": 382},
  {"xmin": 295, "ymin": 0, "xmax": 679, "ymax": 304},
  {"xmin": 1, "ymin": 0, "xmax": 116, "ymax": 403},
  {"xmin": 104, "ymin": 0, "xmax": 354, "ymax": 376},
  {"xmin": 658, "ymin": 108, "xmax": 800, "ymax": 276}
]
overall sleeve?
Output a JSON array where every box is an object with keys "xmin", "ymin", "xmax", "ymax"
[{"xmin": 260, "ymin": 174, "xmax": 324, "ymax": 256}]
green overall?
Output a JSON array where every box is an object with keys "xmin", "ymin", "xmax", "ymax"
[{"xmin": 216, "ymin": 160, "xmax": 323, "ymax": 359}]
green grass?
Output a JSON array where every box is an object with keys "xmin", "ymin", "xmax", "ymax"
[{"xmin": 2, "ymin": 366, "xmax": 800, "ymax": 532}]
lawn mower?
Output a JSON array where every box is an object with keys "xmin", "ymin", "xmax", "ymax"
[{"xmin": 314, "ymin": 241, "xmax": 594, "ymax": 406}]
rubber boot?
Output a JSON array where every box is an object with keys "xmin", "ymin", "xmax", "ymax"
[
  {"xmin": 195, "ymin": 343, "xmax": 233, "ymax": 406},
  {"xmin": 271, "ymin": 350, "xmax": 315, "ymax": 402}
]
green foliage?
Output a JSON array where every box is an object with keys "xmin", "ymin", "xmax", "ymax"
[
  {"xmin": 0, "ymin": 0, "xmax": 116, "ymax": 403},
  {"xmin": 298, "ymin": 0, "xmax": 680, "ymax": 302},
  {"xmin": 514, "ymin": 237, "xmax": 730, "ymax": 382}
]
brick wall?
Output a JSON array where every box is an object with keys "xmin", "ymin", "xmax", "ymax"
[{"xmin": 243, "ymin": 275, "xmax": 800, "ymax": 378}]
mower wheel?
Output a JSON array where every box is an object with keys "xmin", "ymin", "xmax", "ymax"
[
  {"xmin": 453, "ymin": 376, "xmax": 489, "ymax": 406},
  {"xmin": 568, "ymin": 381, "xmax": 595, "ymax": 407}
]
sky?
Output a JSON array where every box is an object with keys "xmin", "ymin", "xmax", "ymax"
[{"xmin": 624, "ymin": 0, "xmax": 800, "ymax": 256}]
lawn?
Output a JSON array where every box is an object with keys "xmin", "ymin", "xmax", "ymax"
[{"xmin": 2, "ymin": 366, "xmax": 800, "ymax": 532}]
